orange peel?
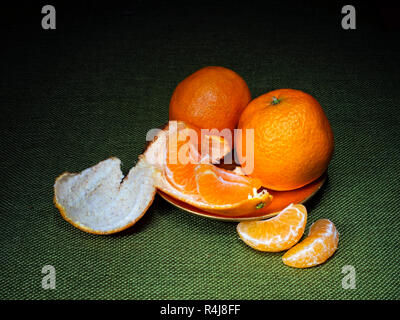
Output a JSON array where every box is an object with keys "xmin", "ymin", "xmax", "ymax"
[{"xmin": 54, "ymin": 157, "xmax": 156, "ymax": 234}]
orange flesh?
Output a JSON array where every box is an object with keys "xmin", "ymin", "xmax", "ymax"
[
  {"xmin": 282, "ymin": 219, "xmax": 339, "ymax": 268},
  {"xmin": 164, "ymin": 124, "xmax": 266, "ymax": 206},
  {"xmin": 195, "ymin": 164, "xmax": 262, "ymax": 205},
  {"xmin": 237, "ymin": 204, "xmax": 307, "ymax": 252},
  {"xmin": 165, "ymin": 141, "xmax": 198, "ymax": 194}
]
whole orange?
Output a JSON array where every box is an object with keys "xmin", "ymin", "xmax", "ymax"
[
  {"xmin": 169, "ymin": 66, "xmax": 251, "ymax": 133},
  {"xmin": 236, "ymin": 89, "xmax": 334, "ymax": 191}
]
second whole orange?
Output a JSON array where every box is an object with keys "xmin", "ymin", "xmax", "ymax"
[
  {"xmin": 236, "ymin": 89, "xmax": 334, "ymax": 191},
  {"xmin": 169, "ymin": 66, "xmax": 251, "ymax": 134}
]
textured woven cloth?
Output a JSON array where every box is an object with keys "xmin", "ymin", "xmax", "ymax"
[{"xmin": 1, "ymin": 2, "xmax": 399, "ymax": 300}]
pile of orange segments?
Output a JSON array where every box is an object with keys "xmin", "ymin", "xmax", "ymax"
[{"xmin": 54, "ymin": 66, "xmax": 339, "ymax": 268}]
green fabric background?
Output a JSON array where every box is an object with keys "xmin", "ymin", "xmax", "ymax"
[{"xmin": 1, "ymin": 1, "xmax": 399, "ymax": 300}]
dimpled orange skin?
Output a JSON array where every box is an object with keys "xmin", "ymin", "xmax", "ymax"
[
  {"xmin": 169, "ymin": 66, "xmax": 251, "ymax": 133},
  {"xmin": 236, "ymin": 89, "xmax": 334, "ymax": 191}
]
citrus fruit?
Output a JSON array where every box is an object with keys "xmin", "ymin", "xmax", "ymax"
[
  {"xmin": 144, "ymin": 121, "xmax": 272, "ymax": 216},
  {"xmin": 164, "ymin": 121, "xmax": 230, "ymax": 194},
  {"xmin": 194, "ymin": 164, "xmax": 263, "ymax": 205},
  {"xmin": 282, "ymin": 219, "xmax": 339, "ymax": 268},
  {"xmin": 169, "ymin": 66, "xmax": 251, "ymax": 134},
  {"xmin": 237, "ymin": 203, "xmax": 307, "ymax": 252},
  {"xmin": 54, "ymin": 157, "xmax": 156, "ymax": 235},
  {"xmin": 236, "ymin": 89, "xmax": 334, "ymax": 191},
  {"xmin": 164, "ymin": 123, "xmax": 201, "ymax": 195}
]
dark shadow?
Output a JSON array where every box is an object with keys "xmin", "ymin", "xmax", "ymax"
[{"xmin": 108, "ymin": 196, "xmax": 165, "ymax": 238}]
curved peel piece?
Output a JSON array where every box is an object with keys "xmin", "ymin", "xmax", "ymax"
[{"xmin": 54, "ymin": 157, "xmax": 156, "ymax": 234}]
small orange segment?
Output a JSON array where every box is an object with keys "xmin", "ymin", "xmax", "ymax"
[
  {"xmin": 165, "ymin": 139, "xmax": 198, "ymax": 195},
  {"xmin": 195, "ymin": 164, "xmax": 262, "ymax": 205},
  {"xmin": 164, "ymin": 121, "xmax": 231, "ymax": 195},
  {"xmin": 282, "ymin": 219, "xmax": 339, "ymax": 268},
  {"xmin": 237, "ymin": 204, "xmax": 307, "ymax": 252}
]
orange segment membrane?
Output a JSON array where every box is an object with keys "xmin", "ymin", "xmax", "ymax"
[{"xmin": 195, "ymin": 164, "xmax": 262, "ymax": 205}]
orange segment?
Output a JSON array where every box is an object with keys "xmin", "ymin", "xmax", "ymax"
[
  {"xmin": 237, "ymin": 204, "xmax": 307, "ymax": 252},
  {"xmin": 282, "ymin": 219, "xmax": 339, "ymax": 268},
  {"xmin": 195, "ymin": 164, "xmax": 262, "ymax": 205},
  {"xmin": 164, "ymin": 122, "xmax": 200, "ymax": 194},
  {"xmin": 165, "ymin": 146, "xmax": 198, "ymax": 194},
  {"xmin": 165, "ymin": 163, "xmax": 197, "ymax": 194},
  {"xmin": 164, "ymin": 121, "xmax": 231, "ymax": 195}
]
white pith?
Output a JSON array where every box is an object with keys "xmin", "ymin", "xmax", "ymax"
[{"xmin": 54, "ymin": 157, "xmax": 156, "ymax": 233}]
